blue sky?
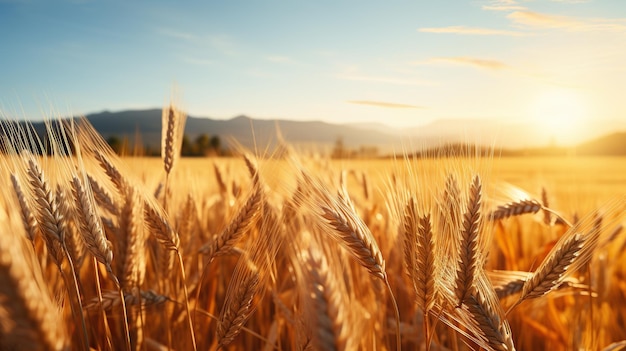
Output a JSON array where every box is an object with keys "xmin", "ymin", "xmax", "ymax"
[{"xmin": 1, "ymin": 0, "xmax": 626, "ymax": 143}]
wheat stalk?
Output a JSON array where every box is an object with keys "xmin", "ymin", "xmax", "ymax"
[
  {"xmin": 402, "ymin": 196, "xmax": 420, "ymax": 296},
  {"xmin": 541, "ymin": 187, "xmax": 552, "ymax": 225},
  {"xmin": 0, "ymin": 222, "xmax": 69, "ymax": 351},
  {"xmin": 144, "ymin": 197, "xmax": 196, "ymax": 350}
]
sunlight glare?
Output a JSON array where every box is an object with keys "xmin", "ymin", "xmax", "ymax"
[{"xmin": 529, "ymin": 89, "xmax": 589, "ymax": 145}]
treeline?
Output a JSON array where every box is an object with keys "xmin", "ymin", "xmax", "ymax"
[{"xmin": 106, "ymin": 133, "xmax": 228, "ymax": 157}]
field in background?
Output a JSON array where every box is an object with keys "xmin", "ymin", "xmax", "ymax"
[
  {"xmin": 128, "ymin": 155, "xmax": 626, "ymax": 213},
  {"xmin": 1, "ymin": 114, "xmax": 625, "ymax": 351}
]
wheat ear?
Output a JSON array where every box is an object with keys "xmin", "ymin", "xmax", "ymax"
[
  {"xmin": 416, "ymin": 214, "xmax": 437, "ymax": 312},
  {"xmin": 303, "ymin": 247, "xmax": 348, "ymax": 351},
  {"xmin": 454, "ymin": 175, "xmax": 482, "ymax": 306},
  {"xmin": 403, "ymin": 197, "xmax": 437, "ymax": 312},
  {"xmin": 84, "ymin": 289, "xmax": 170, "ymax": 312},
  {"xmin": 144, "ymin": 199, "xmax": 196, "ymax": 351},
  {"xmin": 488, "ymin": 199, "xmax": 542, "ymax": 221},
  {"xmin": 25, "ymin": 157, "xmax": 66, "ymax": 253},
  {"xmin": 520, "ymin": 233, "xmax": 585, "ymax": 301},
  {"xmin": 94, "ymin": 151, "xmax": 129, "ymax": 195},
  {"xmin": 216, "ymin": 272, "xmax": 260, "ymax": 349},
  {"xmin": 88, "ymin": 173, "xmax": 120, "ymax": 215},
  {"xmin": 437, "ymin": 173, "xmax": 463, "ymax": 273},
  {"xmin": 199, "ymin": 183, "xmax": 262, "ymax": 261},
  {"xmin": 162, "ymin": 105, "xmax": 185, "ymax": 175},
  {"xmin": 215, "ymin": 200, "xmax": 283, "ymax": 349},
  {"xmin": 10, "ymin": 173, "xmax": 39, "ymax": 242},
  {"xmin": 319, "ymin": 199, "xmax": 401, "ymax": 350},
  {"xmin": 71, "ymin": 176, "xmax": 114, "ymax": 272},
  {"xmin": 213, "ymin": 162, "xmax": 228, "ymax": 195},
  {"xmin": 320, "ymin": 205, "xmax": 386, "ymax": 279},
  {"xmin": 463, "ymin": 277, "xmax": 516, "ymax": 351},
  {"xmin": 55, "ymin": 185, "xmax": 86, "ymax": 268},
  {"xmin": 120, "ymin": 187, "xmax": 146, "ymax": 289}
]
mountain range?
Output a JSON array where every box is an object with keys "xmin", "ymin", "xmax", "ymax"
[{"xmin": 19, "ymin": 109, "xmax": 626, "ymax": 156}]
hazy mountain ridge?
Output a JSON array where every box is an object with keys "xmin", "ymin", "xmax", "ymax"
[{"xmin": 12, "ymin": 109, "xmax": 626, "ymax": 156}]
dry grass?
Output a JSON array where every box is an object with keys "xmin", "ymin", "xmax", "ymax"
[{"xmin": 0, "ymin": 111, "xmax": 625, "ymax": 351}]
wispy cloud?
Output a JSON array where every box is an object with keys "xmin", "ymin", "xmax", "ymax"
[
  {"xmin": 508, "ymin": 11, "xmax": 626, "ymax": 32},
  {"xmin": 419, "ymin": 25, "xmax": 527, "ymax": 36},
  {"xmin": 206, "ymin": 35, "xmax": 237, "ymax": 56},
  {"xmin": 490, "ymin": 0, "xmax": 518, "ymax": 4},
  {"xmin": 431, "ymin": 57, "xmax": 509, "ymax": 70},
  {"xmin": 550, "ymin": 0, "xmax": 591, "ymax": 3},
  {"xmin": 338, "ymin": 74, "xmax": 433, "ymax": 86},
  {"xmin": 481, "ymin": 0, "xmax": 526, "ymax": 12},
  {"xmin": 182, "ymin": 57, "xmax": 213, "ymax": 66},
  {"xmin": 266, "ymin": 55, "xmax": 293, "ymax": 63},
  {"xmin": 347, "ymin": 100, "xmax": 425, "ymax": 109},
  {"xmin": 157, "ymin": 28, "xmax": 237, "ymax": 55},
  {"xmin": 158, "ymin": 28, "xmax": 196, "ymax": 41},
  {"xmin": 482, "ymin": 5, "xmax": 527, "ymax": 11}
]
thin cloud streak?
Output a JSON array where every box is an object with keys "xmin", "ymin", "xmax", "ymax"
[
  {"xmin": 419, "ymin": 25, "xmax": 527, "ymax": 36},
  {"xmin": 157, "ymin": 27, "xmax": 197, "ymax": 41},
  {"xmin": 338, "ymin": 74, "xmax": 434, "ymax": 86},
  {"xmin": 482, "ymin": 5, "xmax": 527, "ymax": 11},
  {"xmin": 508, "ymin": 11, "xmax": 626, "ymax": 32},
  {"xmin": 182, "ymin": 57, "xmax": 213, "ymax": 66},
  {"xmin": 347, "ymin": 100, "xmax": 425, "ymax": 109},
  {"xmin": 266, "ymin": 55, "xmax": 293, "ymax": 63},
  {"xmin": 157, "ymin": 28, "xmax": 238, "ymax": 55},
  {"xmin": 431, "ymin": 57, "xmax": 509, "ymax": 70}
]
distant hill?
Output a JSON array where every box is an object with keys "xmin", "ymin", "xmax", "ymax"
[
  {"xmin": 575, "ymin": 132, "xmax": 626, "ymax": 156},
  {"xmin": 80, "ymin": 110, "xmax": 402, "ymax": 152},
  {"xmin": 7, "ymin": 109, "xmax": 626, "ymax": 156}
]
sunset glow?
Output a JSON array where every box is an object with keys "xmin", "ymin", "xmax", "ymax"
[
  {"xmin": 1, "ymin": 0, "xmax": 625, "ymax": 146},
  {"xmin": 529, "ymin": 89, "xmax": 589, "ymax": 145}
]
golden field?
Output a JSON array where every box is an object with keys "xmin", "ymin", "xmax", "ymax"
[{"xmin": 0, "ymin": 116, "xmax": 625, "ymax": 351}]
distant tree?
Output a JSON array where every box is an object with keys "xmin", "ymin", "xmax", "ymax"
[
  {"xmin": 210, "ymin": 135, "xmax": 221, "ymax": 151},
  {"xmin": 195, "ymin": 134, "xmax": 211, "ymax": 156},
  {"xmin": 106, "ymin": 136, "xmax": 123, "ymax": 155},
  {"xmin": 179, "ymin": 134, "xmax": 223, "ymax": 157},
  {"xmin": 181, "ymin": 134, "xmax": 193, "ymax": 156},
  {"xmin": 331, "ymin": 136, "xmax": 348, "ymax": 159}
]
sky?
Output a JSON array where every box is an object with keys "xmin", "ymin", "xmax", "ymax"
[{"xmin": 1, "ymin": 0, "xmax": 626, "ymax": 144}]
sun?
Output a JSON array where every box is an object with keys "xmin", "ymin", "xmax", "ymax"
[{"xmin": 528, "ymin": 89, "xmax": 589, "ymax": 145}]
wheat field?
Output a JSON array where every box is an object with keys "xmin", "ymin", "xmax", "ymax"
[{"xmin": 0, "ymin": 109, "xmax": 625, "ymax": 351}]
